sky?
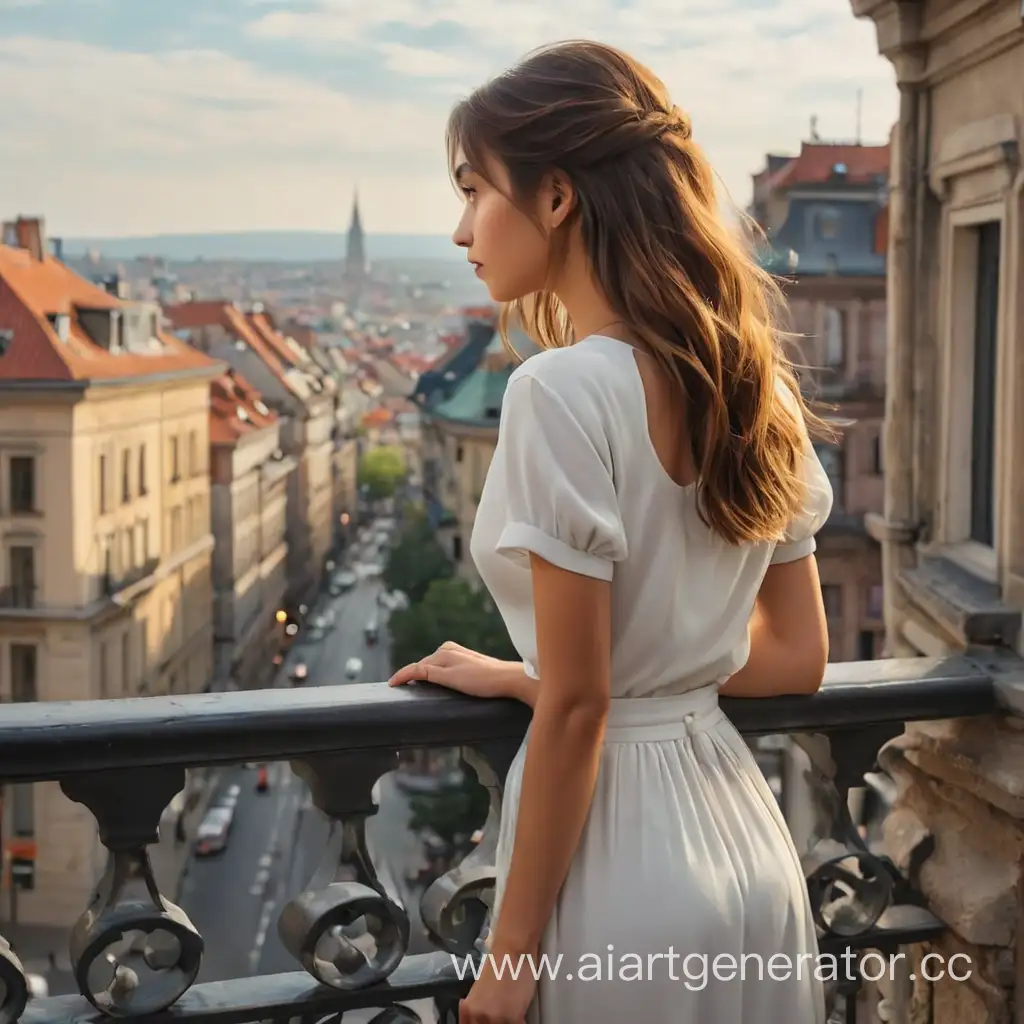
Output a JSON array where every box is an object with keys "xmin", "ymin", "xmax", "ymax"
[{"xmin": 1, "ymin": 0, "xmax": 898, "ymax": 238}]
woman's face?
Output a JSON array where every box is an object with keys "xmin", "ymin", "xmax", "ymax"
[{"xmin": 450, "ymin": 149, "xmax": 552, "ymax": 303}]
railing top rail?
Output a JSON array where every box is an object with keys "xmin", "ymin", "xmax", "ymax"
[{"xmin": 0, "ymin": 655, "xmax": 998, "ymax": 782}]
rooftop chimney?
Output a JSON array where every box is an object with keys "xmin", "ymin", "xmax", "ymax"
[{"xmin": 1, "ymin": 217, "xmax": 47, "ymax": 261}]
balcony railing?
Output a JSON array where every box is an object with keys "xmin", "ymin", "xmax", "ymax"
[
  {"xmin": 0, "ymin": 655, "xmax": 1007, "ymax": 1024},
  {"xmin": 0, "ymin": 585, "xmax": 36, "ymax": 609}
]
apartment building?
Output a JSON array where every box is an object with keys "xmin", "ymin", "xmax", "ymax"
[
  {"xmin": 846, "ymin": 1, "xmax": 1022, "ymax": 1019},
  {"xmin": 752, "ymin": 140, "xmax": 890, "ymax": 660},
  {"xmin": 165, "ymin": 301, "xmax": 335, "ymax": 612},
  {"xmin": 415, "ymin": 323, "xmax": 539, "ymax": 583},
  {"xmin": 209, "ymin": 369, "xmax": 291, "ymax": 690},
  {"xmin": 0, "ymin": 217, "xmax": 220, "ymax": 925}
]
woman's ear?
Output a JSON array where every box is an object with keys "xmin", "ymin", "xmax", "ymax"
[{"xmin": 542, "ymin": 170, "xmax": 575, "ymax": 229}]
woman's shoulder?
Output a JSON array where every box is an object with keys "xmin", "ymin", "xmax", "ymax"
[{"xmin": 507, "ymin": 338, "xmax": 635, "ymax": 413}]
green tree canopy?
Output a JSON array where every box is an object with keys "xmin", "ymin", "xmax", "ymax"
[
  {"xmin": 388, "ymin": 577, "xmax": 518, "ymax": 672},
  {"xmin": 382, "ymin": 514, "xmax": 454, "ymax": 604},
  {"xmin": 358, "ymin": 445, "xmax": 406, "ymax": 500}
]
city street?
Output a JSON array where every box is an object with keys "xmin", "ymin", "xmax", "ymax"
[{"xmin": 178, "ymin": 569, "xmax": 435, "ymax": 984}]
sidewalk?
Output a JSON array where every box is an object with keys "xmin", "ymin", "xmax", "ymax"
[
  {"xmin": 150, "ymin": 766, "xmax": 222, "ymax": 902},
  {"xmin": 0, "ymin": 921, "xmax": 76, "ymax": 996}
]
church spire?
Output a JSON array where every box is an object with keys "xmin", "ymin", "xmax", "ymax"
[{"xmin": 344, "ymin": 187, "xmax": 367, "ymax": 282}]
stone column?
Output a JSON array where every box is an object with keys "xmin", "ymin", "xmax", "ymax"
[{"xmin": 877, "ymin": 706, "xmax": 1024, "ymax": 1023}]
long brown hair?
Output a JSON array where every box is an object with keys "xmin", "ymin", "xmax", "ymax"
[{"xmin": 447, "ymin": 39, "xmax": 830, "ymax": 546}]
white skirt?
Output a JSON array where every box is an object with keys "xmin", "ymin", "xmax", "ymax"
[{"xmin": 492, "ymin": 684, "xmax": 826, "ymax": 1023}]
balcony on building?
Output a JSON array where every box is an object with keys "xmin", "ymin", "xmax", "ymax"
[{"xmin": 0, "ymin": 654, "xmax": 1017, "ymax": 1024}]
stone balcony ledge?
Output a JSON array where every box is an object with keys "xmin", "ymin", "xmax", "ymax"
[{"xmin": 0, "ymin": 653, "xmax": 1014, "ymax": 1024}]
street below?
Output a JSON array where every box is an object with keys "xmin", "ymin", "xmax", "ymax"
[{"xmin": 178, "ymin": 570, "xmax": 436, "ymax": 984}]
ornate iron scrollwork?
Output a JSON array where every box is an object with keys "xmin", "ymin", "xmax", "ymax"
[
  {"xmin": 420, "ymin": 741, "xmax": 519, "ymax": 956},
  {"xmin": 366, "ymin": 1006, "xmax": 422, "ymax": 1023},
  {"xmin": 0, "ymin": 934, "xmax": 29, "ymax": 1024},
  {"xmin": 279, "ymin": 752, "xmax": 410, "ymax": 990},
  {"xmin": 61, "ymin": 767, "xmax": 204, "ymax": 1017},
  {"xmin": 794, "ymin": 731, "xmax": 897, "ymax": 937}
]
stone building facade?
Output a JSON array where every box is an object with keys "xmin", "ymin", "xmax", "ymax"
[
  {"xmin": 850, "ymin": 0, "xmax": 1024, "ymax": 1020},
  {"xmin": 0, "ymin": 217, "xmax": 220, "ymax": 925},
  {"xmin": 752, "ymin": 141, "xmax": 890, "ymax": 662},
  {"xmin": 208, "ymin": 369, "xmax": 291, "ymax": 690}
]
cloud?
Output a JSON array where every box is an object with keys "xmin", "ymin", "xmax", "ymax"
[{"xmin": 2, "ymin": 0, "xmax": 899, "ymax": 235}]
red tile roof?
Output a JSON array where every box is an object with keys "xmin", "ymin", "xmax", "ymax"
[
  {"xmin": 209, "ymin": 368, "xmax": 278, "ymax": 445},
  {"xmin": 768, "ymin": 143, "xmax": 890, "ymax": 191},
  {"xmin": 164, "ymin": 300, "xmax": 288, "ymax": 378},
  {"xmin": 0, "ymin": 245, "xmax": 219, "ymax": 383},
  {"xmin": 363, "ymin": 407, "xmax": 393, "ymax": 427}
]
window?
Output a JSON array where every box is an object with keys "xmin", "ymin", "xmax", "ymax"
[
  {"xmin": 139, "ymin": 445, "xmax": 147, "ymax": 495},
  {"xmin": 10, "ymin": 644, "xmax": 37, "ymax": 702},
  {"xmin": 867, "ymin": 584, "xmax": 884, "ymax": 620},
  {"xmin": 189, "ymin": 430, "xmax": 198, "ymax": 476},
  {"xmin": 122, "ymin": 449, "xmax": 131, "ymax": 504},
  {"xmin": 10, "ymin": 644, "xmax": 37, "ymax": 836},
  {"xmin": 857, "ymin": 630, "xmax": 877, "ymax": 660},
  {"xmin": 814, "ymin": 207, "xmax": 840, "ymax": 241},
  {"xmin": 9, "ymin": 546, "xmax": 35, "ymax": 607},
  {"xmin": 452, "ymin": 534, "xmax": 463, "ymax": 562},
  {"xmin": 99, "ymin": 453, "xmax": 108, "ymax": 513},
  {"xmin": 872, "ymin": 435, "xmax": 884, "ymax": 475},
  {"xmin": 170, "ymin": 436, "xmax": 180, "ymax": 482},
  {"xmin": 170, "ymin": 506, "xmax": 183, "ymax": 550},
  {"xmin": 815, "ymin": 443, "xmax": 845, "ymax": 507},
  {"xmin": 9, "ymin": 456, "xmax": 35, "ymax": 513},
  {"xmin": 98, "ymin": 640, "xmax": 109, "ymax": 699},
  {"xmin": 969, "ymin": 221, "xmax": 1000, "ymax": 547},
  {"xmin": 121, "ymin": 631, "xmax": 131, "ymax": 694},
  {"xmin": 456, "ymin": 444, "xmax": 464, "ymax": 463},
  {"xmin": 821, "ymin": 584, "xmax": 842, "ymax": 620},
  {"xmin": 822, "ymin": 307, "xmax": 846, "ymax": 368}
]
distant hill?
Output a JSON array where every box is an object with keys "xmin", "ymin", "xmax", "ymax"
[{"xmin": 60, "ymin": 232, "xmax": 459, "ymax": 263}]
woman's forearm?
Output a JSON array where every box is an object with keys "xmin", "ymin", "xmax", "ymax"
[
  {"xmin": 719, "ymin": 608, "xmax": 824, "ymax": 697},
  {"xmin": 488, "ymin": 699, "xmax": 605, "ymax": 955}
]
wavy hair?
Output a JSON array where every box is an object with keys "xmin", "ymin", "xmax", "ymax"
[{"xmin": 446, "ymin": 40, "xmax": 831, "ymax": 546}]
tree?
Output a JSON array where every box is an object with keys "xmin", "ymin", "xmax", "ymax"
[
  {"xmin": 382, "ymin": 515, "xmax": 454, "ymax": 605},
  {"xmin": 388, "ymin": 577, "xmax": 518, "ymax": 673},
  {"xmin": 358, "ymin": 445, "xmax": 406, "ymax": 500}
]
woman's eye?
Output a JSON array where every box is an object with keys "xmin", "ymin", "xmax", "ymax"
[{"xmin": 460, "ymin": 186, "xmax": 477, "ymax": 200}]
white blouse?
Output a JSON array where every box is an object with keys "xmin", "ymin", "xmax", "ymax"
[{"xmin": 470, "ymin": 335, "xmax": 833, "ymax": 698}]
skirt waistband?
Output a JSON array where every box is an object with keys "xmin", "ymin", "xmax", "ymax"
[{"xmin": 603, "ymin": 684, "xmax": 724, "ymax": 743}]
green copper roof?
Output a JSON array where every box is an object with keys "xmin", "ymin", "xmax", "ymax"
[{"xmin": 431, "ymin": 363, "xmax": 513, "ymax": 427}]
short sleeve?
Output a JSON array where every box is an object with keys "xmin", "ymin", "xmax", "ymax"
[
  {"xmin": 493, "ymin": 372, "xmax": 627, "ymax": 580},
  {"xmin": 770, "ymin": 392, "xmax": 834, "ymax": 565}
]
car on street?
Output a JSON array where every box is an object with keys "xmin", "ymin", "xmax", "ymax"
[
  {"xmin": 289, "ymin": 662, "xmax": 309, "ymax": 685},
  {"xmin": 255, "ymin": 765, "xmax": 269, "ymax": 793},
  {"xmin": 364, "ymin": 617, "xmax": 379, "ymax": 646},
  {"xmin": 330, "ymin": 570, "xmax": 358, "ymax": 595},
  {"xmin": 344, "ymin": 657, "xmax": 363, "ymax": 681},
  {"xmin": 213, "ymin": 783, "xmax": 241, "ymax": 811},
  {"xmin": 193, "ymin": 805, "xmax": 234, "ymax": 856}
]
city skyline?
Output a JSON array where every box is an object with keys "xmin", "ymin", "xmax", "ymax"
[{"xmin": 2, "ymin": 0, "xmax": 899, "ymax": 237}]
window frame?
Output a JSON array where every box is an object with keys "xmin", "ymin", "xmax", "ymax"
[{"xmin": 935, "ymin": 201, "xmax": 1008, "ymax": 584}]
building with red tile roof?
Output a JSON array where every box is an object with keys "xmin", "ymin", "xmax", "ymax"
[
  {"xmin": 0, "ymin": 215, "xmax": 223, "ymax": 925},
  {"xmin": 165, "ymin": 300, "xmax": 349, "ymax": 609},
  {"xmin": 208, "ymin": 367, "xmax": 293, "ymax": 690},
  {"xmin": 750, "ymin": 140, "xmax": 891, "ymax": 662}
]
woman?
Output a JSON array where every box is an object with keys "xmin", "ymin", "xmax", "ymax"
[{"xmin": 389, "ymin": 39, "xmax": 833, "ymax": 1024}]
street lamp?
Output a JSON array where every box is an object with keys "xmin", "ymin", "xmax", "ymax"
[{"xmin": 275, "ymin": 609, "xmax": 287, "ymax": 624}]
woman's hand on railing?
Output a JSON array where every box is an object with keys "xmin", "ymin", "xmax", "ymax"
[{"xmin": 389, "ymin": 641, "xmax": 539, "ymax": 706}]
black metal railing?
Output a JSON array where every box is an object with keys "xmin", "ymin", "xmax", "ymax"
[
  {"xmin": 0, "ymin": 654, "xmax": 1005, "ymax": 1024},
  {"xmin": 0, "ymin": 585, "xmax": 36, "ymax": 609}
]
